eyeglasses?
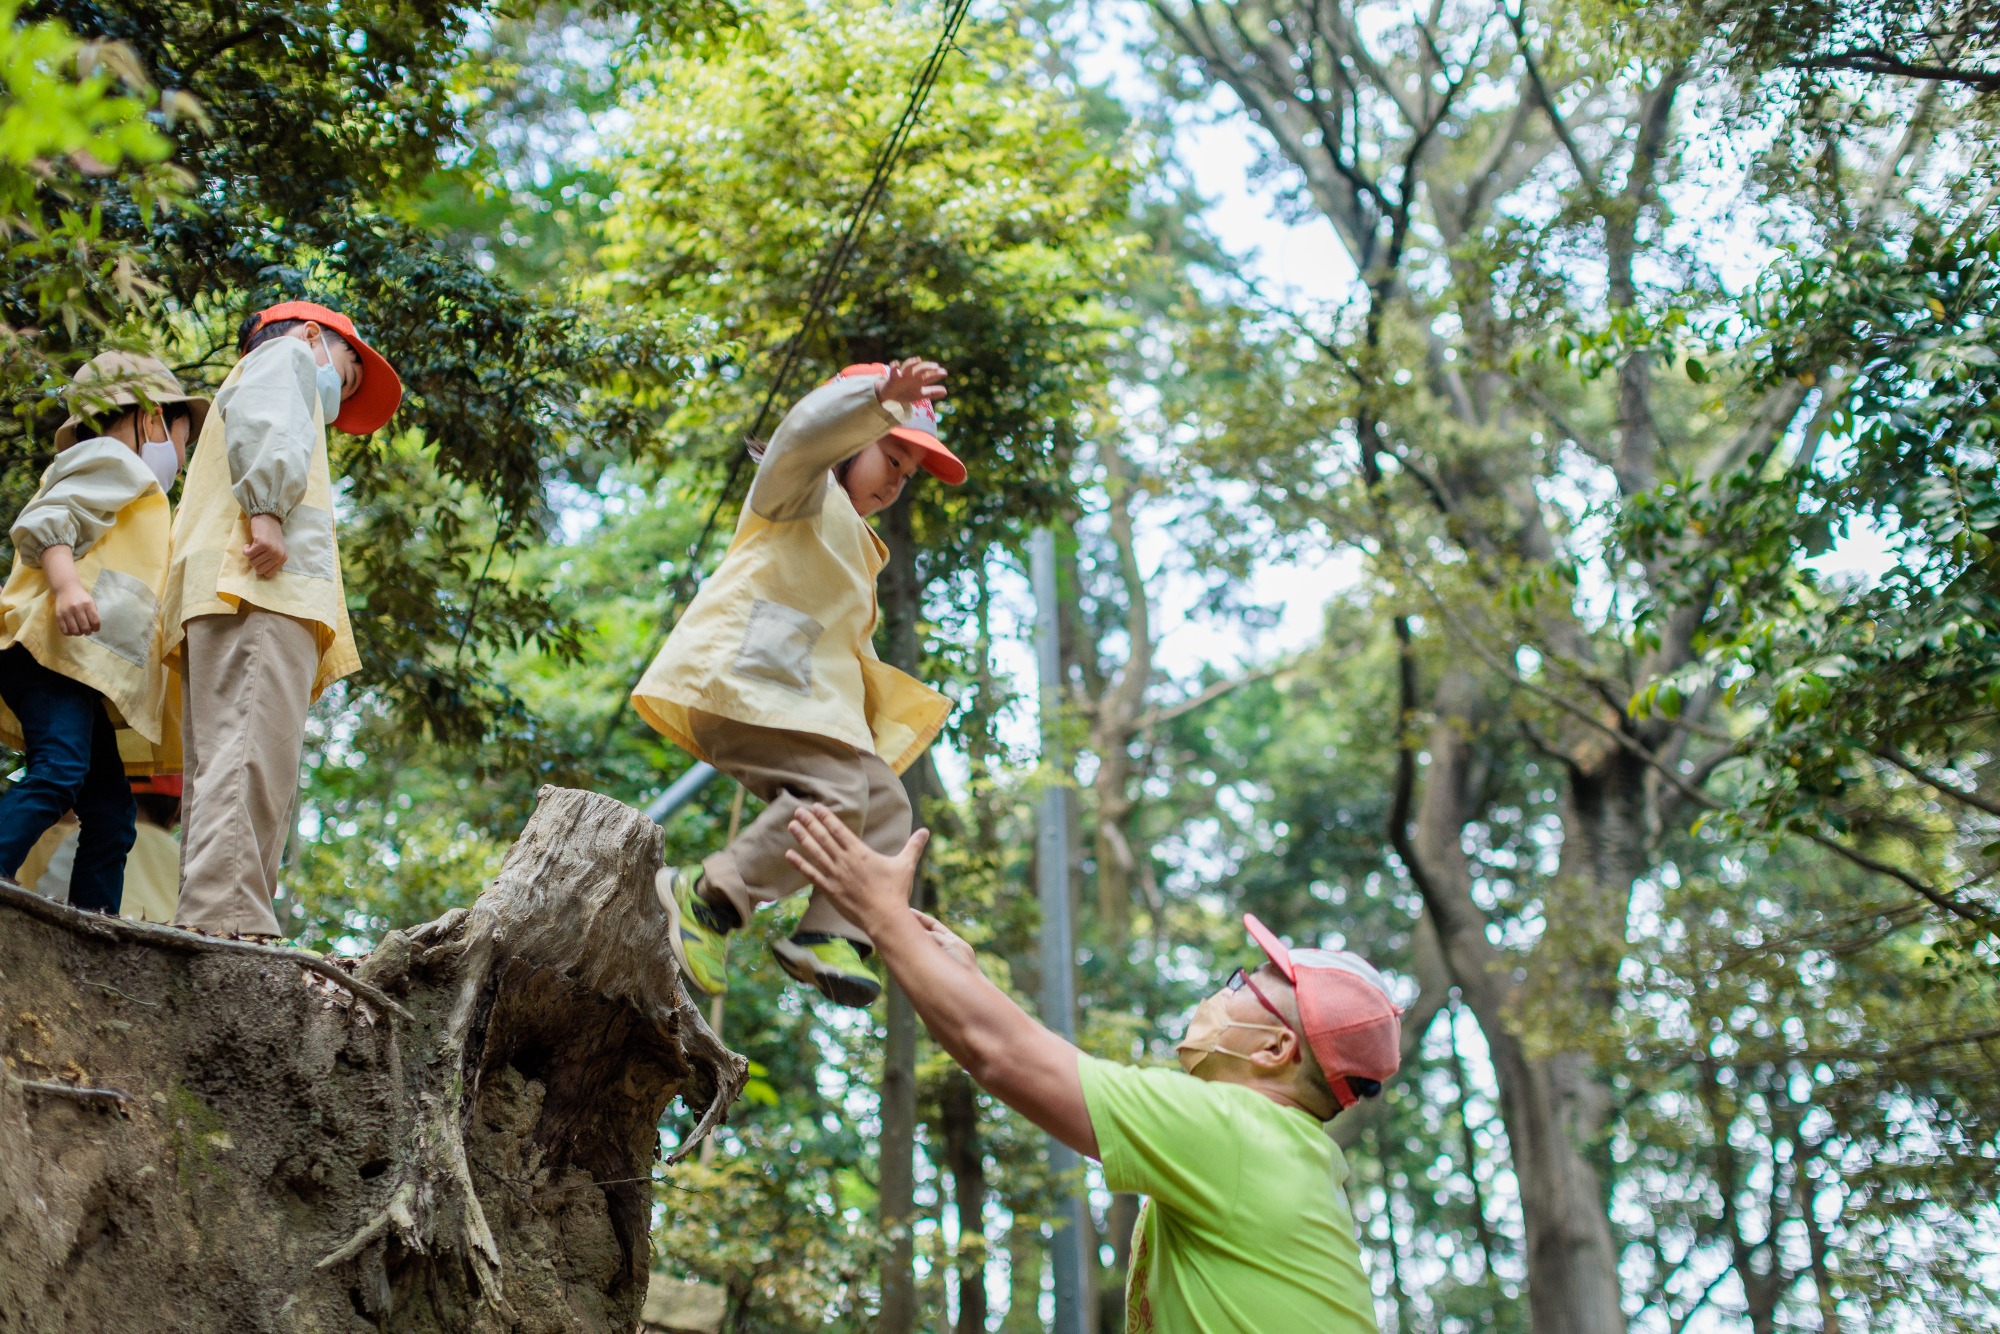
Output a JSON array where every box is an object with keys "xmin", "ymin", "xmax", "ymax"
[{"xmin": 1226, "ymin": 967, "xmax": 1300, "ymax": 1038}]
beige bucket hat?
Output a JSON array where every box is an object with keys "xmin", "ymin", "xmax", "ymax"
[{"xmin": 55, "ymin": 350, "xmax": 211, "ymax": 450}]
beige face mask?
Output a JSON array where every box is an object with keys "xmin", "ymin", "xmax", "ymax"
[{"xmin": 1174, "ymin": 991, "xmax": 1291, "ymax": 1074}]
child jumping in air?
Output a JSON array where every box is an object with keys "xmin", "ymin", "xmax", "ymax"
[
  {"xmin": 0, "ymin": 351, "xmax": 207, "ymax": 912},
  {"xmin": 163, "ymin": 301, "xmax": 401, "ymax": 940},
  {"xmin": 632, "ymin": 359, "xmax": 962, "ymax": 1007}
]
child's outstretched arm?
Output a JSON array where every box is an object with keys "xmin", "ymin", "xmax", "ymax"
[{"xmin": 747, "ymin": 360, "xmax": 947, "ymax": 522}]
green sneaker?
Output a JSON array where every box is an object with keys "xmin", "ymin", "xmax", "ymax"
[
  {"xmin": 770, "ymin": 932, "xmax": 881, "ymax": 1008},
  {"xmin": 656, "ymin": 865, "xmax": 731, "ymax": 997}
]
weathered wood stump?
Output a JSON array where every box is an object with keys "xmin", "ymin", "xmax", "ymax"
[{"xmin": 0, "ymin": 785, "xmax": 743, "ymax": 1332}]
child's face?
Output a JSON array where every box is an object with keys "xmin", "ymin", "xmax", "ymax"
[
  {"xmin": 842, "ymin": 435, "xmax": 925, "ymax": 517},
  {"xmin": 289, "ymin": 323, "xmax": 363, "ymax": 401},
  {"xmin": 153, "ymin": 409, "xmax": 192, "ymax": 469},
  {"xmin": 104, "ymin": 408, "xmax": 192, "ymax": 466}
]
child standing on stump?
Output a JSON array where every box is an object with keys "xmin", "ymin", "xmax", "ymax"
[
  {"xmin": 632, "ymin": 359, "xmax": 960, "ymax": 1007},
  {"xmin": 163, "ymin": 301, "xmax": 401, "ymax": 940},
  {"xmin": 0, "ymin": 351, "xmax": 206, "ymax": 912}
]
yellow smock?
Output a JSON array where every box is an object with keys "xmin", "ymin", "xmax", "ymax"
[
  {"xmin": 0, "ymin": 436, "xmax": 180, "ymax": 772},
  {"xmin": 632, "ymin": 377, "xmax": 950, "ymax": 774},
  {"xmin": 119, "ymin": 820, "xmax": 180, "ymax": 923},
  {"xmin": 161, "ymin": 337, "xmax": 358, "ymax": 700}
]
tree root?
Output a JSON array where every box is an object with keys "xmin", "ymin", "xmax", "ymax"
[
  {"xmin": 5, "ymin": 1072, "xmax": 130, "ymax": 1108},
  {"xmin": 0, "ymin": 881, "xmax": 413, "ymax": 1023},
  {"xmin": 666, "ymin": 1020, "xmax": 735, "ymax": 1166},
  {"xmin": 315, "ymin": 1181, "xmax": 417, "ymax": 1270}
]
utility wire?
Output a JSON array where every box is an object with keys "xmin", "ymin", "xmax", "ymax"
[
  {"xmin": 664, "ymin": 0, "xmax": 976, "ymax": 618},
  {"xmin": 591, "ymin": 0, "xmax": 974, "ymax": 764}
]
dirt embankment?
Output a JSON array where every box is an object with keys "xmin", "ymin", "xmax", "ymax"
[{"xmin": 0, "ymin": 786, "xmax": 742, "ymax": 1333}]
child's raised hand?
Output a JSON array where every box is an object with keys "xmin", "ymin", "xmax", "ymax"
[{"xmin": 876, "ymin": 357, "xmax": 948, "ymax": 407}]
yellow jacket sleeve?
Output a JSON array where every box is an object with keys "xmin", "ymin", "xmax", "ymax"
[
  {"xmin": 218, "ymin": 337, "xmax": 318, "ymax": 520},
  {"xmin": 10, "ymin": 438, "xmax": 157, "ymax": 566},
  {"xmin": 747, "ymin": 378, "xmax": 909, "ymax": 522}
]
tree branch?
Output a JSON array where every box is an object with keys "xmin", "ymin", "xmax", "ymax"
[
  {"xmin": 1499, "ymin": 1, "xmax": 1601, "ymax": 197},
  {"xmin": 1401, "ymin": 572, "xmax": 1999, "ymax": 928},
  {"xmin": 1792, "ymin": 50, "xmax": 2000, "ymax": 92},
  {"xmin": 1137, "ymin": 664, "xmax": 1280, "ymax": 731},
  {"xmin": 1875, "ymin": 746, "xmax": 2000, "ymax": 819}
]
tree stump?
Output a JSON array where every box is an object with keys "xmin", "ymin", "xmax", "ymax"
[{"xmin": 0, "ymin": 785, "xmax": 743, "ymax": 1332}]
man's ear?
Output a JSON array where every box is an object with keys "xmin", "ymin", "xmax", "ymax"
[{"xmin": 1245, "ymin": 1027, "xmax": 1302, "ymax": 1073}]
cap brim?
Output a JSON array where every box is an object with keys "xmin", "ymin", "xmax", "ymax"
[
  {"xmin": 55, "ymin": 393, "xmax": 211, "ymax": 451},
  {"xmin": 331, "ymin": 337, "xmax": 403, "ymax": 435},
  {"xmin": 887, "ymin": 426, "xmax": 966, "ymax": 485},
  {"xmin": 1244, "ymin": 913, "xmax": 1296, "ymax": 983}
]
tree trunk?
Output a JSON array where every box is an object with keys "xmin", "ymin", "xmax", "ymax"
[
  {"xmin": 875, "ymin": 492, "xmax": 923, "ymax": 1334},
  {"xmin": 938, "ymin": 1070, "xmax": 987, "ymax": 1334},
  {"xmin": 1086, "ymin": 448, "xmax": 1154, "ymax": 952},
  {"xmin": 0, "ymin": 785, "xmax": 743, "ymax": 1332},
  {"xmin": 1001, "ymin": 1206, "xmax": 1044, "ymax": 1334},
  {"xmin": 1404, "ymin": 671, "xmax": 1628, "ymax": 1334},
  {"xmin": 878, "ymin": 980, "xmax": 919, "ymax": 1334},
  {"xmin": 1099, "ymin": 1193, "xmax": 1140, "ymax": 1331}
]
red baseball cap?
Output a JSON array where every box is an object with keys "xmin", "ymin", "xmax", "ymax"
[
  {"xmin": 834, "ymin": 363, "xmax": 966, "ymax": 485},
  {"xmin": 130, "ymin": 774, "xmax": 183, "ymax": 797},
  {"xmin": 1244, "ymin": 913, "xmax": 1402, "ymax": 1108},
  {"xmin": 248, "ymin": 300, "xmax": 403, "ymax": 436}
]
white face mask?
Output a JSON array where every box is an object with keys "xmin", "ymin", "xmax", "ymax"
[
  {"xmin": 1174, "ymin": 991, "xmax": 1291, "ymax": 1075},
  {"xmin": 139, "ymin": 437, "xmax": 179, "ymax": 493},
  {"xmin": 312, "ymin": 338, "xmax": 344, "ymax": 424}
]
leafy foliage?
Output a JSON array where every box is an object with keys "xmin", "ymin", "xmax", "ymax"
[{"xmin": 2, "ymin": 1, "xmax": 1992, "ymax": 1330}]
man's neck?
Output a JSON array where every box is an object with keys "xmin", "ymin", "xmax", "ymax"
[{"xmin": 1202, "ymin": 1069, "xmax": 1331, "ymax": 1122}]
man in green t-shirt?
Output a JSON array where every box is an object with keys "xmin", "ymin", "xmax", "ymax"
[{"xmin": 783, "ymin": 804, "xmax": 1404, "ymax": 1333}]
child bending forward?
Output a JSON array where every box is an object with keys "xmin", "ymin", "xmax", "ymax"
[
  {"xmin": 632, "ymin": 359, "xmax": 961, "ymax": 1006},
  {"xmin": 0, "ymin": 352, "xmax": 206, "ymax": 911}
]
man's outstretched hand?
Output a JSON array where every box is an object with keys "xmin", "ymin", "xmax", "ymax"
[
  {"xmin": 788, "ymin": 803, "xmax": 1098, "ymax": 1160},
  {"xmin": 785, "ymin": 804, "xmax": 930, "ymax": 934}
]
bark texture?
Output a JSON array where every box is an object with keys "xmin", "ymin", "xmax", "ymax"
[{"xmin": 0, "ymin": 784, "xmax": 744, "ymax": 1333}]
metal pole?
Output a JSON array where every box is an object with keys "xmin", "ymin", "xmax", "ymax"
[
  {"xmin": 1031, "ymin": 527, "xmax": 1089, "ymax": 1334},
  {"xmin": 646, "ymin": 762, "xmax": 719, "ymax": 825}
]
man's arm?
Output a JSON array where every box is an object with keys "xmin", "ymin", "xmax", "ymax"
[{"xmin": 785, "ymin": 806, "xmax": 1099, "ymax": 1159}]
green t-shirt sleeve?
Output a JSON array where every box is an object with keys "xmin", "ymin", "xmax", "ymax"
[{"xmin": 1078, "ymin": 1055, "xmax": 1244, "ymax": 1219}]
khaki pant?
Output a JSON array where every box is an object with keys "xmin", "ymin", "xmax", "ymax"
[
  {"xmin": 690, "ymin": 711, "xmax": 910, "ymax": 945},
  {"xmin": 174, "ymin": 608, "xmax": 317, "ymax": 936}
]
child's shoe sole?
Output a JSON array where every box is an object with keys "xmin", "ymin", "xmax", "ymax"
[
  {"xmin": 657, "ymin": 866, "xmax": 727, "ymax": 996},
  {"xmin": 770, "ymin": 936, "xmax": 882, "ymax": 1008}
]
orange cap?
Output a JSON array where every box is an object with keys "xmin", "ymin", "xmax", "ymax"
[
  {"xmin": 1244, "ymin": 913, "xmax": 1402, "ymax": 1108},
  {"xmin": 834, "ymin": 363, "xmax": 966, "ymax": 485},
  {"xmin": 248, "ymin": 300, "xmax": 403, "ymax": 435}
]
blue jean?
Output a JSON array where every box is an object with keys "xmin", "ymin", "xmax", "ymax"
[{"xmin": 0, "ymin": 645, "xmax": 135, "ymax": 913}]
